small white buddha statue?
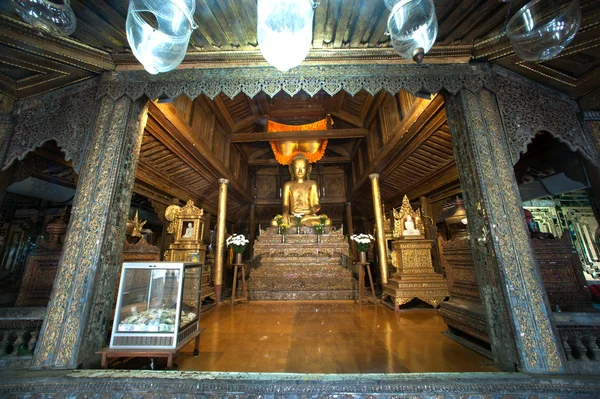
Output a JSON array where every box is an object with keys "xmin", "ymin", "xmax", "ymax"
[
  {"xmin": 402, "ymin": 215, "xmax": 421, "ymax": 237},
  {"xmin": 182, "ymin": 222, "xmax": 194, "ymax": 238}
]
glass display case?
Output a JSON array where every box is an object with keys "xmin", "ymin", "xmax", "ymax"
[{"xmin": 110, "ymin": 262, "xmax": 202, "ymax": 349}]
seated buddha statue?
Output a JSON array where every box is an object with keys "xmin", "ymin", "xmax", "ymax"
[
  {"xmin": 272, "ymin": 154, "xmax": 332, "ymax": 227},
  {"xmin": 402, "ymin": 215, "xmax": 421, "ymax": 237}
]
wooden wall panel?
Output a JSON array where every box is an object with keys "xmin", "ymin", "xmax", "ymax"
[
  {"xmin": 256, "ymin": 175, "xmax": 278, "ymax": 199},
  {"xmin": 322, "ymin": 173, "xmax": 346, "ymax": 203},
  {"xmin": 171, "ymin": 96, "xmax": 194, "ymax": 125}
]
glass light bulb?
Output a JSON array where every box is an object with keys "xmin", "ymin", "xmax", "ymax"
[
  {"xmin": 257, "ymin": 0, "xmax": 314, "ymax": 72},
  {"xmin": 126, "ymin": 0, "xmax": 198, "ymax": 74},
  {"xmin": 13, "ymin": 0, "xmax": 76, "ymax": 36},
  {"xmin": 507, "ymin": 0, "xmax": 581, "ymax": 61},
  {"xmin": 387, "ymin": 0, "xmax": 438, "ymax": 63}
]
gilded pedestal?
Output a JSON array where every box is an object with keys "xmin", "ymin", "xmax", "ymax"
[
  {"xmin": 383, "ymin": 238, "xmax": 449, "ymax": 311},
  {"xmin": 248, "ymin": 227, "xmax": 355, "ymax": 300},
  {"xmin": 163, "ymin": 200, "xmax": 213, "ymax": 302}
]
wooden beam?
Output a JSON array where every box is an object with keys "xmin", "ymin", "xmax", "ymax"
[
  {"xmin": 230, "ymin": 128, "xmax": 369, "ymax": 143},
  {"xmin": 0, "ymin": 15, "xmax": 114, "ymax": 72},
  {"xmin": 330, "ymin": 111, "xmax": 364, "ymax": 128},
  {"xmin": 136, "ymin": 160, "xmax": 221, "ymax": 216},
  {"xmin": 398, "ymin": 161, "xmax": 459, "ymax": 206},
  {"xmin": 349, "ymin": 95, "xmax": 444, "ymax": 201},
  {"xmin": 248, "ymin": 156, "xmax": 351, "ymax": 165},
  {"xmin": 147, "ymin": 102, "xmax": 253, "ymax": 204}
]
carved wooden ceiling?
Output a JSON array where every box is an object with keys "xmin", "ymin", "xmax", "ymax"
[
  {"xmin": 1, "ymin": 0, "xmax": 599, "ymax": 109},
  {"xmin": 2, "ymin": 0, "xmax": 599, "ymax": 223}
]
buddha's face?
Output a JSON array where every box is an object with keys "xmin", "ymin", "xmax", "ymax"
[{"xmin": 292, "ymin": 159, "xmax": 308, "ymax": 180}]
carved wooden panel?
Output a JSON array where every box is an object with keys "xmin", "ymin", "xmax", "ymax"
[
  {"xmin": 256, "ymin": 175, "xmax": 278, "ymax": 199},
  {"xmin": 322, "ymin": 174, "xmax": 346, "ymax": 202},
  {"xmin": 14, "ymin": 253, "xmax": 61, "ymax": 307},
  {"xmin": 212, "ymin": 127, "xmax": 225, "ymax": 161},
  {"xmin": 380, "ymin": 95, "xmax": 400, "ymax": 144}
]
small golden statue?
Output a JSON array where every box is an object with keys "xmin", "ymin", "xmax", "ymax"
[
  {"xmin": 393, "ymin": 195, "xmax": 425, "ymax": 239},
  {"xmin": 127, "ymin": 210, "xmax": 146, "ymax": 238},
  {"xmin": 271, "ymin": 153, "xmax": 331, "ymax": 227}
]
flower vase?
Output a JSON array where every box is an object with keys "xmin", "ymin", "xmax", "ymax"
[
  {"xmin": 317, "ymin": 234, "xmax": 321, "ymax": 244},
  {"xmin": 281, "ymin": 234, "xmax": 286, "ymax": 244},
  {"xmin": 235, "ymin": 252, "xmax": 243, "ymax": 265},
  {"xmin": 359, "ymin": 251, "xmax": 367, "ymax": 264},
  {"xmin": 297, "ymin": 226, "xmax": 301, "ymax": 234}
]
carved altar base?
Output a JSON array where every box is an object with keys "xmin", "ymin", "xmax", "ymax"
[
  {"xmin": 383, "ymin": 238, "xmax": 449, "ymax": 311},
  {"xmin": 248, "ymin": 227, "xmax": 356, "ymax": 300}
]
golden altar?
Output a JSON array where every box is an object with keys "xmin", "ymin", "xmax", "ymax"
[
  {"xmin": 163, "ymin": 200, "xmax": 214, "ymax": 302},
  {"xmin": 383, "ymin": 196, "xmax": 449, "ymax": 311},
  {"xmin": 247, "ymin": 227, "xmax": 355, "ymax": 300}
]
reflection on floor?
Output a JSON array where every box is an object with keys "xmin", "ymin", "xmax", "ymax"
[{"xmin": 178, "ymin": 301, "xmax": 498, "ymax": 373}]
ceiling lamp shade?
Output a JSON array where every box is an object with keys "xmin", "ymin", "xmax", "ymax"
[
  {"xmin": 126, "ymin": 0, "xmax": 197, "ymax": 74},
  {"xmin": 506, "ymin": 0, "xmax": 581, "ymax": 62},
  {"xmin": 257, "ymin": 0, "xmax": 315, "ymax": 72},
  {"xmin": 387, "ymin": 0, "xmax": 438, "ymax": 63},
  {"xmin": 13, "ymin": 0, "xmax": 76, "ymax": 36},
  {"xmin": 384, "ymin": 0, "xmax": 401, "ymax": 10}
]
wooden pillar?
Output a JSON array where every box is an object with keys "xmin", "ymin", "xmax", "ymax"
[
  {"xmin": 32, "ymin": 94, "xmax": 149, "ymax": 369},
  {"xmin": 0, "ymin": 94, "xmax": 15, "ymax": 169},
  {"xmin": 202, "ymin": 212, "xmax": 212, "ymax": 245},
  {"xmin": 581, "ymin": 119, "xmax": 600, "ymax": 226},
  {"xmin": 369, "ymin": 173, "xmax": 388, "ymax": 285},
  {"xmin": 249, "ymin": 204, "xmax": 256, "ymax": 256},
  {"xmin": 419, "ymin": 196, "xmax": 434, "ymax": 240},
  {"xmin": 345, "ymin": 201, "xmax": 356, "ymax": 257},
  {"xmin": 0, "ymin": 99, "xmax": 15, "ymax": 209},
  {"xmin": 214, "ymin": 178, "xmax": 229, "ymax": 302},
  {"xmin": 445, "ymin": 88, "xmax": 566, "ymax": 374}
]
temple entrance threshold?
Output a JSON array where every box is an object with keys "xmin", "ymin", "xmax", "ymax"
[{"xmin": 175, "ymin": 301, "xmax": 497, "ymax": 373}]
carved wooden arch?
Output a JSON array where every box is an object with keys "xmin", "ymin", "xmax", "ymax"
[
  {"xmin": 517, "ymin": 129, "xmax": 598, "ymax": 170},
  {"xmin": 4, "ymin": 78, "xmax": 100, "ymax": 174},
  {"xmin": 489, "ymin": 66, "xmax": 597, "ymax": 168}
]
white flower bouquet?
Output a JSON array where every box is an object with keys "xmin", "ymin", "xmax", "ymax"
[
  {"xmin": 350, "ymin": 233, "xmax": 375, "ymax": 252},
  {"xmin": 226, "ymin": 234, "xmax": 249, "ymax": 254}
]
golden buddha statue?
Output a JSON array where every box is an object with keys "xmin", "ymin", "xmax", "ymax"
[{"xmin": 272, "ymin": 154, "xmax": 332, "ymax": 227}]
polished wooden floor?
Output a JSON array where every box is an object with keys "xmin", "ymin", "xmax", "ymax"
[{"xmin": 178, "ymin": 301, "xmax": 498, "ymax": 373}]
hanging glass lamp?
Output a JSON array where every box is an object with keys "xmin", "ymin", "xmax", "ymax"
[
  {"xmin": 257, "ymin": 0, "xmax": 316, "ymax": 72},
  {"xmin": 506, "ymin": 0, "xmax": 581, "ymax": 62},
  {"xmin": 13, "ymin": 0, "xmax": 77, "ymax": 36},
  {"xmin": 387, "ymin": 0, "xmax": 438, "ymax": 63},
  {"xmin": 126, "ymin": 0, "xmax": 198, "ymax": 74}
]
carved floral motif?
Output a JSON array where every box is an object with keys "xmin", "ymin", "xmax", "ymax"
[
  {"xmin": 97, "ymin": 64, "xmax": 493, "ymax": 101},
  {"xmin": 6, "ymin": 78, "xmax": 99, "ymax": 174},
  {"xmin": 492, "ymin": 67, "xmax": 597, "ymax": 167}
]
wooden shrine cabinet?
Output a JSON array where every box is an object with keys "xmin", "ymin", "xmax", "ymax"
[
  {"xmin": 15, "ymin": 211, "xmax": 69, "ymax": 307},
  {"xmin": 440, "ymin": 200, "xmax": 595, "ymax": 351},
  {"xmin": 163, "ymin": 200, "xmax": 214, "ymax": 302}
]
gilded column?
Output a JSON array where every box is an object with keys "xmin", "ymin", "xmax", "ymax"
[
  {"xmin": 32, "ymin": 93, "xmax": 148, "ymax": 369},
  {"xmin": 214, "ymin": 178, "xmax": 229, "ymax": 301},
  {"xmin": 445, "ymin": 88, "xmax": 566, "ymax": 374},
  {"xmin": 345, "ymin": 201, "xmax": 356, "ymax": 257},
  {"xmin": 369, "ymin": 174, "xmax": 388, "ymax": 285}
]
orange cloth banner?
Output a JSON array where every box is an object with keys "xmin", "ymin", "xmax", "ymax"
[{"xmin": 268, "ymin": 118, "xmax": 328, "ymax": 165}]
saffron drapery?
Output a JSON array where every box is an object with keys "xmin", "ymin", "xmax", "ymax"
[{"xmin": 268, "ymin": 117, "xmax": 329, "ymax": 165}]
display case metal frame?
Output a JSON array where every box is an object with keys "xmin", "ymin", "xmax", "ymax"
[{"xmin": 109, "ymin": 262, "xmax": 202, "ymax": 350}]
